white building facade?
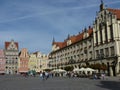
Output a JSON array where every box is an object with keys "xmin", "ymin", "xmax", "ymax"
[
  {"xmin": 93, "ymin": 2, "xmax": 120, "ymax": 76},
  {"xmin": 50, "ymin": 27, "xmax": 93, "ymax": 70},
  {"xmin": 4, "ymin": 40, "xmax": 19, "ymax": 74},
  {"xmin": 50, "ymin": 2, "xmax": 120, "ymax": 76}
]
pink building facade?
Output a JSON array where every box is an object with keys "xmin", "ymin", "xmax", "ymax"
[{"xmin": 0, "ymin": 49, "xmax": 5, "ymax": 74}]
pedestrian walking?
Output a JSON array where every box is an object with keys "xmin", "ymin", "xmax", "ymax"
[
  {"xmin": 45, "ymin": 72, "xmax": 49, "ymax": 80},
  {"xmin": 40, "ymin": 73, "xmax": 43, "ymax": 78},
  {"xmin": 101, "ymin": 73, "xmax": 105, "ymax": 80},
  {"xmin": 42, "ymin": 71, "xmax": 46, "ymax": 80}
]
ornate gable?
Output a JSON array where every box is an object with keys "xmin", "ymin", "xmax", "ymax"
[
  {"xmin": 5, "ymin": 40, "xmax": 18, "ymax": 50},
  {"xmin": 19, "ymin": 48, "xmax": 29, "ymax": 58}
]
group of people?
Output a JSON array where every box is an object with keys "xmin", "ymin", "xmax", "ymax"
[
  {"xmin": 93, "ymin": 73, "xmax": 106, "ymax": 80},
  {"xmin": 39, "ymin": 71, "xmax": 51, "ymax": 80}
]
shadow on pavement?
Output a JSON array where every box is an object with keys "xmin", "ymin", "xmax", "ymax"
[{"xmin": 97, "ymin": 80, "xmax": 120, "ymax": 90}]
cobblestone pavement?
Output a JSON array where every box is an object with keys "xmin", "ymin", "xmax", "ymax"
[{"xmin": 0, "ymin": 75, "xmax": 120, "ymax": 90}]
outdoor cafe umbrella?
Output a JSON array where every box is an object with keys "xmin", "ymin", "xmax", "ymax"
[
  {"xmin": 84, "ymin": 68, "xmax": 96, "ymax": 75},
  {"xmin": 51, "ymin": 69, "xmax": 66, "ymax": 73},
  {"xmin": 79, "ymin": 67, "xmax": 86, "ymax": 71},
  {"xmin": 73, "ymin": 67, "xmax": 86, "ymax": 72},
  {"xmin": 73, "ymin": 68, "xmax": 81, "ymax": 72},
  {"xmin": 85, "ymin": 68, "xmax": 96, "ymax": 72}
]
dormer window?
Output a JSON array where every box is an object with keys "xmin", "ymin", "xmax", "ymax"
[
  {"xmin": 67, "ymin": 40, "xmax": 71, "ymax": 46},
  {"xmin": 83, "ymin": 32, "xmax": 88, "ymax": 39}
]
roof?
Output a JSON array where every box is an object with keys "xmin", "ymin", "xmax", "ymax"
[
  {"xmin": 75, "ymin": 33, "xmax": 84, "ymax": 42},
  {"xmin": 53, "ymin": 27, "xmax": 93, "ymax": 49},
  {"xmin": 53, "ymin": 42, "xmax": 65, "ymax": 48},
  {"xmin": 69, "ymin": 35, "xmax": 77, "ymax": 43},
  {"xmin": 5, "ymin": 42, "xmax": 18, "ymax": 49},
  {"xmin": 107, "ymin": 8, "xmax": 120, "ymax": 20}
]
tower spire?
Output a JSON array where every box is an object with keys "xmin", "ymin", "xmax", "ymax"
[
  {"xmin": 100, "ymin": 0, "xmax": 104, "ymax": 11},
  {"xmin": 101, "ymin": 0, "xmax": 103, "ymax": 4},
  {"xmin": 52, "ymin": 37, "xmax": 55, "ymax": 45},
  {"xmin": 67, "ymin": 34, "xmax": 70, "ymax": 40}
]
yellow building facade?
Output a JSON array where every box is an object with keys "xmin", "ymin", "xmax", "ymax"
[{"xmin": 28, "ymin": 53, "xmax": 38, "ymax": 72}]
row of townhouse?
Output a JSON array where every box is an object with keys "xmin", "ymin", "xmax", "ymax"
[
  {"xmin": 49, "ymin": 2, "xmax": 120, "ymax": 76},
  {"xmin": 0, "ymin": 40, "xmax": 49, "ymax": 74}
]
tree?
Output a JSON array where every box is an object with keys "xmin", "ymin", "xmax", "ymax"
[{"xmin": 101, "ymin": 63, "xmax": 107, "ymax": 71}]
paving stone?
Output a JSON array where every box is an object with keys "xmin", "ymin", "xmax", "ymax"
[{"xmin": 0, "ymin": 75, "xmax": 120, "ymax": 90}]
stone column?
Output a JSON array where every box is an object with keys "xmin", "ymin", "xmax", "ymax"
[
  {"xmin": 107, "ymin": 22, "xmax": 111, "ymax": 42},
  {"xmin": 114, "ymin": 40, "xmax": 120, "ymax": 75},
  {"xmin": 102, "ymin": 29, "xmax": 105, "ymax": 43},
  {"xmin": 112, "ymin": 16, "xmax": 118, "ymax": 40},
  {"xmin": 98, "ymin": 30, "xmax": 101, "ymax": 44},
  {"xmin": 109, "ymin": 66, "xmax": 113, "ymax": 76},
  {"xmin": 115, "ymin": 57, "xmax": 120, "ymax": 74},
  {"xmin": 93, "ymin": 31, "xmax": 96, "ymax": 45}
]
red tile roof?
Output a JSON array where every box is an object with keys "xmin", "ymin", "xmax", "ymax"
[
  {"xmin": 5, "ymin": 42, "xmax": 18, "ymax": 49},
  {"xmin": 107, "ymin": 8, "xmax": 120, "ymax": 20},
  {"xmin": 69, "ymin": 35, "xmax": 77, "ymax": 43},
  {"xmin": 62, "ymin": 41, "xmax": 67, "ymax": 48},
  {"xmin": 75, "ymin": 33, "xmax": 84, "ymax": 42},
  {"xmin": 53, "ymin": 42, "xmax": 64, "ymax": 48},
  {"xmin": 53, "ymin": 27, "xmax": 93, "ymax": 49},
  {"xmin": 88, "ymin": 27, "xmax": 93, "ymax": 35}
]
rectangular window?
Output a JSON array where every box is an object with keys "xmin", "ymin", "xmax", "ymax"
[
  {"xmin": 100, "ymin": 30, "xmax": 103, "ymax": 43},
  {"xmin": 110, "ymin": 46, "xmax": 115, "ymax": 56},
  {"xmin": 99, "ymin": 23, "xmax": 103, "ymax": 43},
  {"xmin": 100, "ymin": 49, "xmax": 103, "ymax": 54},
  {"xmin": 109, "ymin": 25, "xmax": 114, "ymax": 41},
  {"xmin": 95, "ymin": 31, "xmax": 98, "ymax": 45},
  {"xmin": 96, "ymin": 50, "xmax": 99, "ymax": 59},
  {"xmin": 105, "ymin": 48, "xmax": 109, "ymax": 57},
  {"xmin": 89, "ymin": 51, "xmax": 92, "ymax": 60},
  {"xmin": 100, "ymin": 49, "xmax": 104, "ymax": 58},
  {"xmin": 105, "ymin": 24, "xmax": 108, "ymax": 42}
]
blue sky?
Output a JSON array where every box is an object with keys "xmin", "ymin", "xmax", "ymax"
[{"xmin": 0, "ymin": 0, "xmax": 120, "ymax": 54}]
